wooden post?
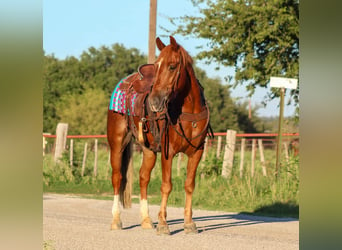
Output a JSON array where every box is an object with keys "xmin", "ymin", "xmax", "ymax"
[
  {"xmin": 251, "ymin": 139, "xmax": 256, "ymax": 177},
  {"xmin": 54, "ymin": 123, "xmax": 68, "ymax": 162},
  {"xmin": 202, "ymin": 137, "xmax": 208, "ymax": 161},
  {"xmin": 43, "ymin": 135, "xmax": 46, "ymax": 156},
  {"xmin": 222, "ymin": 129, "xmax": 237, "ymax": 178},
  {"xmin": 43, "ymin": 133, "xmax": 51, "ymax": 156},
  {"xmin": 216, "ymin": 136, "xmax": 222, "ymax": 158},
  {"xmin": 239, "ymin": 138, "xmax": 246, "ymax": 178},
  {"xmin": 69, "ymin": 139, "xmax": 73, "ymax": 167},
  {"xmin": 93, "ymin": 139, "xmax": 98, "ymax": 177},
  {"xmin": 275, "ymin": 88, "xmax": 285, "ymax": 178},
  {"xmin": 148, "ymin": 0, "xmax": 157, "ymax": 64},
  {"xmin": 81, "ymin": 142, "xmax": 88, "ymax": 177},
  {"xmin": 258, "ymin": 139, "xmax": 267, "ymax": 176},
  {"xmin": 177, "ymin": 153, "xmax": 182, "ymax": 177}
]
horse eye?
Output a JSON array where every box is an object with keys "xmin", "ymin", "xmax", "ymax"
[{"xmin": 168, "ymin": 64, "xmax": 177, "ymax": 71}]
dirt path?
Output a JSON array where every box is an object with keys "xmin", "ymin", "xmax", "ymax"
[{"xmin": 43, "ymin": 194, "xmax": 298, "ymax": 250}]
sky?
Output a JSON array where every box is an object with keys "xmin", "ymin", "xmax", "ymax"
[{"xmin": 43, "ymin": 0, "xmax": 297, "ymax": 117}]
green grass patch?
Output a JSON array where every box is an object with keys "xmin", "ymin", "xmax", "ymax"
[{"xmin": 43, "ymin": 145, "xmax": 299, "ymax": 218}]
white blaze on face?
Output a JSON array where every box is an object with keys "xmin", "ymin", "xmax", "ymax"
[
  {"xmin": 155, "ymin": 57, "xmax": 163, "ymax": 71},
  {"xmin": 112, "ymin": 195, "xmax": 120, "ymax": 216},
  {"xmin": 140, "ymin": 198, "xmax": 149, "ymax": 219}
]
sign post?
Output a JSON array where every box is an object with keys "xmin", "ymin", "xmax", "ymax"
[{"xmin": 270, "ymin": 77, "xmax": 298, "ymax": 178}]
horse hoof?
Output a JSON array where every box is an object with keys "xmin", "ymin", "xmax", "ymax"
[
  {"xmin": 110, "ymin": 221, "xmax": 122, "ymax": 230},
  {"xmin": 184, "ymin": 222, "xmax": 198, "ymax": 234},
  {"xmin": 141, "ymin": 217, "xmax": 155, "ymax": 229},
  {"xmin": 156, "ymin": 224, "xmax": 170, "ymax": 235}
]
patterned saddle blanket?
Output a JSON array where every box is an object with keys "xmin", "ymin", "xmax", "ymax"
[
  {"xmin": 109, "ymin": 75, "xmax": 138, "ymax": 115},
  {"xmin": 109, "ymin": 64, "xmax": 154, "ymax": 116}
]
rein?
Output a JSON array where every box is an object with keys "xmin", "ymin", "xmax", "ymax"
[
  {"xmin": 165, "ymin": 103, "xmax": 213, "ymax": 147},
  {"xmin": 127, "ymin": 51, "xmax": 213, "ymax": 157}
]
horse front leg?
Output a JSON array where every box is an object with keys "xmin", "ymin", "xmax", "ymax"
[
  {"xmin": 139, "ymin": 146, "xmax": 157, "ymax": 229},
  {"xmin": 184, "ymin": 149, "xmax": 203, "ymax": 234},
  {"xmin": 156, "ymin": 153, "xmax": 173, "ymax": 235}
]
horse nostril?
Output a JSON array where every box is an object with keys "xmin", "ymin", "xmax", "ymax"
[{"xmin": 148, "ymin": 93, "xmax": 166, "ymax": 112}]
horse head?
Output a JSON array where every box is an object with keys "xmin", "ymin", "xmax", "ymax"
[{"xmin": 148, "ymin": 36, "xmax": 192, "ymax": 113}]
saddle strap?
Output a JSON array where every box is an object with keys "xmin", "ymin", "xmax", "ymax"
[{"xmin": 179, "ymin": 108, "xmax": 208, "ymax": 122}]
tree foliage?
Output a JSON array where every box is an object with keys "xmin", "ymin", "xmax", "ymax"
[
  {"xmin": 43, "ymin": 44, "xmax": 266, "ymax": 135},
  {"xmin": 43, "ymin": 44, "xmax": 146, "ymax": 133},
  {"xmin": 194, "ymin": 66, "xmax": 239, "ymax": 132},
  {"xmin": 56, "ymin": 88, "xmax": 108, "ymax": 135},
  {"xmin": 169, "ymin": 0, "xmax": 299, "ymax": 105}
]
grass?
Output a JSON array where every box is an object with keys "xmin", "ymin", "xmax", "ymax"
[{"xmin": 43, "ymin": 142, "xmax": 299, "ymax": 218}]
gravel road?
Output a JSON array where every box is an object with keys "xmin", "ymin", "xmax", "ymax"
[{"xmin": 43, "ymin": 194, "xmax": 298, "ymax": 250}]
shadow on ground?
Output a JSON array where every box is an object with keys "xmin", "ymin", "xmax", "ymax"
[{"xmin": 123, "ymin": 202, "xmax": 298, "ymax": 235}]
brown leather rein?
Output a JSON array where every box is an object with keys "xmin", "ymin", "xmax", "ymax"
[
  {"xmin": 124, "ymin": 54, "xmax": 214, "ymax": 157},
  {"xmin": 146, "ymin": 56, "xmax": 214, "ymax": 157}
]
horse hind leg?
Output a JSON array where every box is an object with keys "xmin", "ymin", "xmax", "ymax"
[
  {"xmin": 109, "ymin": 142, "xmax": 124, "ymax": 230},
  {"xmin": 107, "ymin": 111, "xmax": 131, "ymax": 230},
  {"xmin": 110, "ymin": 141, "xmax": 133, "ymax": 230},
  {"xmin": 139, "ymin": 146, "xmax": 157, "ymax": 229}
]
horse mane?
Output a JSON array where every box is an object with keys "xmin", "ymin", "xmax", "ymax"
[
  {"xmin": 178, "ymin": 45, "xmax": 193, "ymax": 68},
  {"xmin": 178, "ymin": 44, "xmax": 206, "ymax": 106}
]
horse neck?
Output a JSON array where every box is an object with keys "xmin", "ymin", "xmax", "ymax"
[{"xmin": 182, "ymin": 65, "xmax": 204, "ymax": 113}]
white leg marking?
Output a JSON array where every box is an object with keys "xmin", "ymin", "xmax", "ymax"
[
  {"xmin": 140, "ymin": 198, "xmax": 149, "ymax": 219},
  {"xmin": 112, "ymin": 195, "xmax": 120, "ymax": 216}
]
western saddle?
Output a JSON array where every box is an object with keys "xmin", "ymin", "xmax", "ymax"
[
  {"xmin": 116, "ymin": 63, "xmax": 213, "ymax": 154},
  {"xmin": 116, "ymin": 64, "xmax": 164, "ymax": 151}
]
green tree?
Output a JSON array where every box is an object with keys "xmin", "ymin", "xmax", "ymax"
[
  {"xmin": 56, "ymin": 88, "xmax": 108, "ymax": 135},
  {"xmin": 194, "ymin": 66, "xmax": 239, "ymax": 132},
  {"xmin": 44, "ymin": 44, "xmax": 266, "ymax": 135},
  {"xmin": 43, "ymin": 44, "xmax": 146, "ymax": 133},
  {"xmin": 169, "ymin": 0, "xmax": 299, "ymax": 105},
  {"xmin": 234, "ymin": 101, "xmax": 267, "ymax": 133},
  {"xmin": 78, "ymin": 44, "xmax": 146, "ymax": 95}
]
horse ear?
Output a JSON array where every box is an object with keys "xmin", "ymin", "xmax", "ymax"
[
  {"xmin": 156, "ymin": 37, "xmax": 166, "ymax": 51},
  {"xmin": 170, "ymin": 36, "xmax": 179, "ymax": 50}
]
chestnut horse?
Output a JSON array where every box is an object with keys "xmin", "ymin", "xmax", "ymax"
[{"xmin": 107, "ymin": 36, "xmax": 212, "ymax": 235}]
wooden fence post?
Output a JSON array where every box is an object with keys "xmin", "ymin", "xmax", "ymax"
[
  {"xmin": 202, "ymin": 137, "xmax": 208, "ymax": 161},
  {"xmin": 69, "ymin": 139, "xmax": 73, "ymax": 167},
  {"xmin": 81, "ymin": 142, "xmax": 88, "ymax": 177},
  {"xmin": 43, "ymin": 133, "xmax": 50, "ymax": 156},
  {"xmin": 239, "ymin": 138, "xmax": 246, "ymax": 178},
  {"xmin": 216, "ymin": 136, "xmax": 222, "ymax": 158},
  {"xmin": 258, "ymin": 139, "xmax": 267, "ymax": 176},
  {"xmin": 251, "ymin": 139, "xmax": 256, "ymax": 177},
  {"xmin": 93, "ymin": 139, "xmax": 98, "ymax": 177},
  {"xmin": 222, "ymin": 129, "xmax": 237, "ymax": 178},
  {"xmin": 54, "ymin": 123, "xmax": 68, "ymax": 162}
]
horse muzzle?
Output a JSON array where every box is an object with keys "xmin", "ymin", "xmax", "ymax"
[{"xmin": 148, "ymin": 94, "xmax": 168, "ymax": 113}]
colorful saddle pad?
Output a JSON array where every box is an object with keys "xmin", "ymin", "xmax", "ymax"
[{"xmin": 109, "ymin": 75, "xmax": 137, "ymax": 115}]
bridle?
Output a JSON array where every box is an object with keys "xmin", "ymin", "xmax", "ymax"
[{"xmin": 144, "ymin": 51, "xmax": 214, "ymax": 158}]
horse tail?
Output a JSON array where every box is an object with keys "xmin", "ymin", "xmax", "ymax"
[{"xmin": 119, "ymin": 139, "xmax": 133, "ymax": 208}]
